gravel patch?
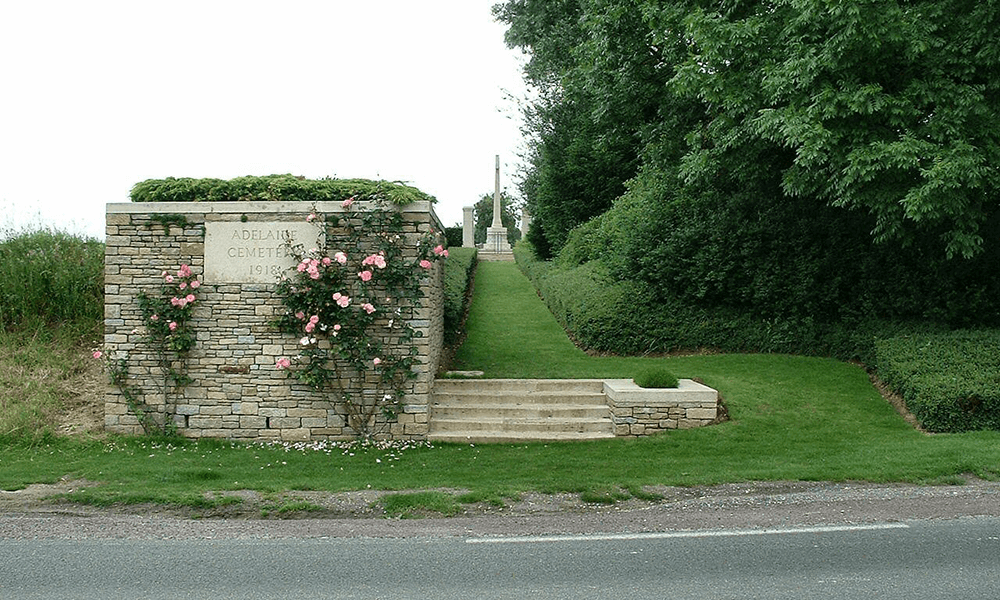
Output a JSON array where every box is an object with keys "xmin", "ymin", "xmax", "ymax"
[{"xmin": 2, "ymin": 477, "xmax": 998, "ymax": 540}]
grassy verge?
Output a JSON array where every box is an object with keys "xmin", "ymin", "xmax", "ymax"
[
  {"xmin": 1, "ymin": 247, "xmax": 998, "ymax": 514},
  {"xmin": 0, "ymin": 324, "xmax": 103, "ymax": 441}
]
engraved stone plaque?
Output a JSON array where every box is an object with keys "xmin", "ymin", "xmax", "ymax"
[{"xmin": 204, "ymin": 221, "xmax": 321, "ymax": 284}]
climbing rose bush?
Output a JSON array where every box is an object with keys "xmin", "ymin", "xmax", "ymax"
[
  {"xmin": 274, "ymin": 199, "xmax": 445, "ymax": 438},
  {"xmin": 98, "ymin": 264, "xmax": 203, "ymax": 436}
]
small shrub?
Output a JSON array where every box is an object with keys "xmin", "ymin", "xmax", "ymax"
[{"xmin": 634, "ymin": 369, "xmax": 678, "ymax": 389}]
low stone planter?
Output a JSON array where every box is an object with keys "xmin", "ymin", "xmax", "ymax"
[{"xmin": 604, "ymin": 379, "xmax": 720, "ymax": 436}]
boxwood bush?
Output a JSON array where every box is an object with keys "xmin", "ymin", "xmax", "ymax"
[
  {"xmin": 634, "ymin": 368, "xmax": 678, "ymax": 389},
  {"xmin": 875, "ymin": 331, "xmax": 1000, "ymax": 433}
]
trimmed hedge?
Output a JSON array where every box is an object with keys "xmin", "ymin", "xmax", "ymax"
[
  {"xmin": 442, "ymin": 247, "xmax": 477, "ymax": 344},
  {"xmin": 515, "ymin": 242, "xmax": 940, "ymax": 364},
  {"xmin": 875, "ymin": 331, "xmax": 1000, "ymax": 433},
  {"xmin": 130, "ymin": 175, "xmax": 436, "ymax": 206}
]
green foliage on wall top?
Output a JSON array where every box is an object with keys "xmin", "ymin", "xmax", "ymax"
[{"xmin": 130, "ymin": 175, "xmax": 436, "ymax": 206}]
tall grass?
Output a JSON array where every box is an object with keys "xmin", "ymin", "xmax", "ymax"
[
  {"xmin": 0, "ymin": 227, "xmax": 104, "ymax": 332},
  {"xmin": 0, "ymin": 227, "xmax": 105, "ymax": 440}
]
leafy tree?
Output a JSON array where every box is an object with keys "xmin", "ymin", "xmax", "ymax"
[
  {"xmin": 496, "ymin": 0, "xmax": 671, "ymax": 255},
  {"xmin": 667, "ymin": 0, "xmax": 1000, "ymax": 258},
  {"xmin": 499, "ymin": 0, "xmax": 1000, "ymax": 258}
]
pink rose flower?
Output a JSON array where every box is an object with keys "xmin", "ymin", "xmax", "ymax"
[
  {"xmin": 275, "ymin": 357, "xmax": 291, "ymax": 370},
  {"xmin": 190, "ymin": 280, "xmax": 200, "ymax": 289},
  {"xmin": 165, "ymin": 274, "xmax": 174, "ymax": 283},
  {"xmin": 373, "ymin": 357, "xmax": 381, "ymax": 366},
  {"xmin": 296, "ymin": 261, "xmax": 308, "ymax": 273},
  {"xmin": 359, "ymin": 270, "xmax": 373, "ymax": 282},
  {"xmin": 433, "ymin": 245, "xmax": 446, "ymax": 256},
  {"xmin": 332, "ymin": 292, "xmax": 350, "ymax": 308},
  {"xmin": 322, "ymin": 257, "xmax": 332, "ymax": 266},
  {"xmin": 185, "ymin": 294, "xmax": 195, "ymax": 303},
  {"xmin": 168, "ymin": 321, "xmax": 178, "ymax": 331},
  {"xmin": 334, "ymin": 251, "xmax": 347, "ymax": 265},
  {"xmin": 151, "ymin": 314, "xmax": 159, "ymax": 321},
  {"xmin": 178, "ymin": 264, "xmax": 192, "ymax": 278},
  {"xmin": 307, "ymin": 213, "xmax": 317, "ymax": 222},
  {"xmin": 179, "ymin": 282, "xmax": 187, "ymax": 290},
  {"xmin": 309, "ymin": 315, "xmax": 319, "ymax": 324},
  {"xmin": 419, "ymin": 259, "xmax": 432, "ymax": 269},
  {"xmin": 305, "ymin": 322, "xmax": 315, "ymax": 333},
  {"xmin": 170, "ymin": 297, "xmax": 181, "ymax": 306},
  {"xmin": 362, "ymin": 254, "xmax": 387, "ymax": 269},
  {"xmin": 342, "ymin": 196, "xmax": 354, "ymax": 208},
  {"xmin": 295, "ymin": 311, "xmax": 305, "ymax": 320},
  {"xmin": 361, "ymin": 303, "xmax": 375, "ymax": 314},
  {"xmin": 92, "ymin": 350, "xmax": 103, "ymax": 360}
]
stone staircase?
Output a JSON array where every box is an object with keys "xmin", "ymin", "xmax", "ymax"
[{"xmin": 428, "ymin": 379, "xmax": 615, "ymax": 443}]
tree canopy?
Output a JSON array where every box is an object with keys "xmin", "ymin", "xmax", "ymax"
[{"xmin": 497, "ymin": 0, "xmax": 999, "ymax": 258}]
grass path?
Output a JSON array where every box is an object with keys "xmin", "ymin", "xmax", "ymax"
[{"xmin": 451, "ymin": 261, "xmax": 596, "ymax": 377}]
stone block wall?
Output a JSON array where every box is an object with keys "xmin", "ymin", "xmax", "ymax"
[
  {"xmin": 104, "ymin": 201, "xmax": 444, "ymax": 441},
  {"xmin": 604, "ymin": 379, "xmax": 719, "ymax": 436}
]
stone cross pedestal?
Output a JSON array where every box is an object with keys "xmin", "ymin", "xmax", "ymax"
[{"xmin": 482, "ymin": 154, "xmax": 512, "ymax": 258}]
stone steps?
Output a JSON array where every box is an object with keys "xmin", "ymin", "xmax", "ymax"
[{"xmin": 428, "ymin": 379, "xmax": 615, "ymax": 443}]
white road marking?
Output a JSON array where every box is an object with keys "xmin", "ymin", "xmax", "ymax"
[{"xmin": 466, "ymin": 523, "xmax": 910, "ymax": 544}]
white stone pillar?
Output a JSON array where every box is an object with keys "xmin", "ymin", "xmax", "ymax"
[
  {"xmin": 462, "ymin": 206, "xmax": 475, "ymax": 248},
  {"xmin": 491, "ymin": 155, "xmax": 503, "ymax": 229}
]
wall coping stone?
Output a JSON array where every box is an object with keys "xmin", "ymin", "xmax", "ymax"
[
  {"xmin": 604, "ymin": 378, "xmax": 719, "ymax": 408},
  {"xmin": 107, "ymin": 201, "xmax": 441, "ymax": 228}
]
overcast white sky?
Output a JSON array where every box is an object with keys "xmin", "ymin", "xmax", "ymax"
[{"xmin": 0, "ymin": 1, "xmax": 528, "ymax": 239}]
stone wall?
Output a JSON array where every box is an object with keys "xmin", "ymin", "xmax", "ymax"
[
  {"xmin": 104, "ymin": 201, "xmax": 444, "ymax": 441},
  {"xmin": 604, "ymin": 379, "xmax": 719, "ymax": 436}
]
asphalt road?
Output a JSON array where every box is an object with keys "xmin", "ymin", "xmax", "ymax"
[
  {"xmin": 1, "ymin": 517, "xmax": 998, "ymax": 599},
  {"xmin": 2, "ymin": 479, "xmax": 1000, "ymax": 598}
]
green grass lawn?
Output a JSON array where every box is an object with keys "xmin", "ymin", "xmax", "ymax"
[{"xmin": 1, "ymin": 260, "xmax": 998, "ymax": 515}]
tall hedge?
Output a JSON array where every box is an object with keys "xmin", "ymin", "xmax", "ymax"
[{"xmin": 562, "ymin": 166, "xmax": 1000, "ymax": 331}]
